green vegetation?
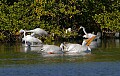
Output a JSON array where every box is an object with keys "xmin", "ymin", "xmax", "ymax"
[{"xmin": 0, "ymin": 0, "xmax": 120, "ymax": 42}]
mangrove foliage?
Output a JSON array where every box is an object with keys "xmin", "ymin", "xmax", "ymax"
[{"xmin": 0, "ymin": 0, "xmax": 120, "ymax": 42}]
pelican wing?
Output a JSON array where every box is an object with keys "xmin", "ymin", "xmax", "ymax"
[
  {"xmin": 41, "ymin": 45, "xmax": 62, "ymax": 54},
  {"xmin": 30, "ymin": 28, "xmax": 48, "ymax": 37},
  {"xmin": 64, "ymin": 43, "xmax": 90, "ymax": 53}
]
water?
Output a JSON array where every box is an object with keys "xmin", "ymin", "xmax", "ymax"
[{"xmin": 0, "ymin": 39, "xmax": 120, "ymax": 76}]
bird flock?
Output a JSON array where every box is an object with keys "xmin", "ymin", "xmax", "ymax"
[{"xmin": 19, "ymin": 26, "xmax": 100, "ymax": 56}]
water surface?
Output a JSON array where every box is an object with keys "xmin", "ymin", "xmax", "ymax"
[{"xmin": 0, "ymin": 39, "xmax": 120, "ymax": 76}]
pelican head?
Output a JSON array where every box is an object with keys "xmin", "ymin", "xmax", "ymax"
[
  {"xmin": 83, "ymin": 34, "xmax": 88, "ymax": 38},
  {"xmin": 19, "ymin": 29, "xmax": 25, "ymax": 33},
  {"xmin": 80, "ymin": 26, "xmax": 83, "ymax": 28}
]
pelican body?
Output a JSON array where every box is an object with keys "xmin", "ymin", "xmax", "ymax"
[
  {"xmin": 22, "ymin": 35, "xmax": 43, "ymax": 47},
  {"xmin": 115, "ymin": 32, "xmax": 119, "ymax": 38},
  {"xmin": 63, "ymin": 43, "xmax": 90, "ymax": 53},
  {"xmin": 19, "ymin": 28, "xmax": 43, "ymax": 47},
  {"xmin": 40, "ymin": 44, "xmax": 63, "ymax": 54},
  {"xmin": 61, "ymin": 36, "xmax": 96, "ymax": 54},
  {"xmin": 30, "ymin": 28, "xmax": 48, "ymax": 37}
]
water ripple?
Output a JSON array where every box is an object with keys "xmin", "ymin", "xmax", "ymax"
[{"xmin": 0, "ymin": 62, "xmax": 120, "ymax": 76}]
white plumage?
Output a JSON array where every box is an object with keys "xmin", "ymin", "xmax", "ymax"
[
  {"xmin": 22, "ymin": 35, "xmax": 42, "ymax": 43},
  {"xmin": 61, "ymin": 42, "xmax": 91, "ymax": 54},
  {"xmin": 19, "ymin": 28, "xmax": 43, "ymax": 46},
  {"xmin": 40, "ymin": 44, "xmax": 63, "ymax": 54},
  {"xmin": 80, "ymin": 26, "xmax": 101, "ymax": 39},
  {"xmin": 61, "ymin": 36, "xmax": 96, "ymax": 54},
  {"xmin": 30, "ymin": 28, "xmax": 48, "ymax": 37}
]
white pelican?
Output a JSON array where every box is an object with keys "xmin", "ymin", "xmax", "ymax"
[
  {"xmin": 19, "ymin": 29, "xmax": 42, "ymax": 47},
  {"xmin": 39, "ymin": 44, "xmax": 64, "ymax": 54},
  {"xmin": 23, "ymin": 46, "xmax": 43, "ymax": 53},
  {"xmin": 85, "ymin": 38, "xmax": 101, "ymax": 49},
  {"xmin": 29, "ymin": 28, "xmax": 48, "ymax": 37},
  {"xmin": 61, "ymin": 36, "xmax": 96, "ymax": 54},
  {"xmin": 66, "ymin": 28, "xmax": 71, "ymax": 33},
  {"xmin": 22, "ymin": 35, "xmax": 42, "ymax": 46},
  {"xmin": 115, "ymin": 32, "xmax": 119, "ymax": 38},
  {"xmin": 20, "ymin": 28, "xmax": 48, "ymax": 37},
  {"xmin": 80, "ymin": 26, "xmax": 101, "ymax": 39}
]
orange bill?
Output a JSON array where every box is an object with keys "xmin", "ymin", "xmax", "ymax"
[{"xmin": 85, "ymin": 36, "xmax": 96, "ymax": 46}]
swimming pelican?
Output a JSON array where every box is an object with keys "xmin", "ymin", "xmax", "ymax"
[
  {"xmin": 61, "ymin": 36, "xmax": 96, "ymax": 54},
  {"xmin": 19, "ymin": 29, "xmax": 42, "ymax": 46},
  {"xmin": 22, "ymin": 35, "xmax": 42, "ymax": 46},
  {"xmin": 115, "ymin": 32, "xmax": 119, "ymax": 38},
  {"xmin": 39, "ymin": 44, "xmax": 64, "ymax": 54},
  {"xmin": 80, "ymin": 26, "xmax": 101, "ymax": 39},
  {"xmin": 84, "ymin": 38, "xmax": 101, "ymax": 49}
]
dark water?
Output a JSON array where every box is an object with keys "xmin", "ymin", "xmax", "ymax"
[{"xmin": 0, "ymin": 39, "xmax": 120, "ymax": 76}]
